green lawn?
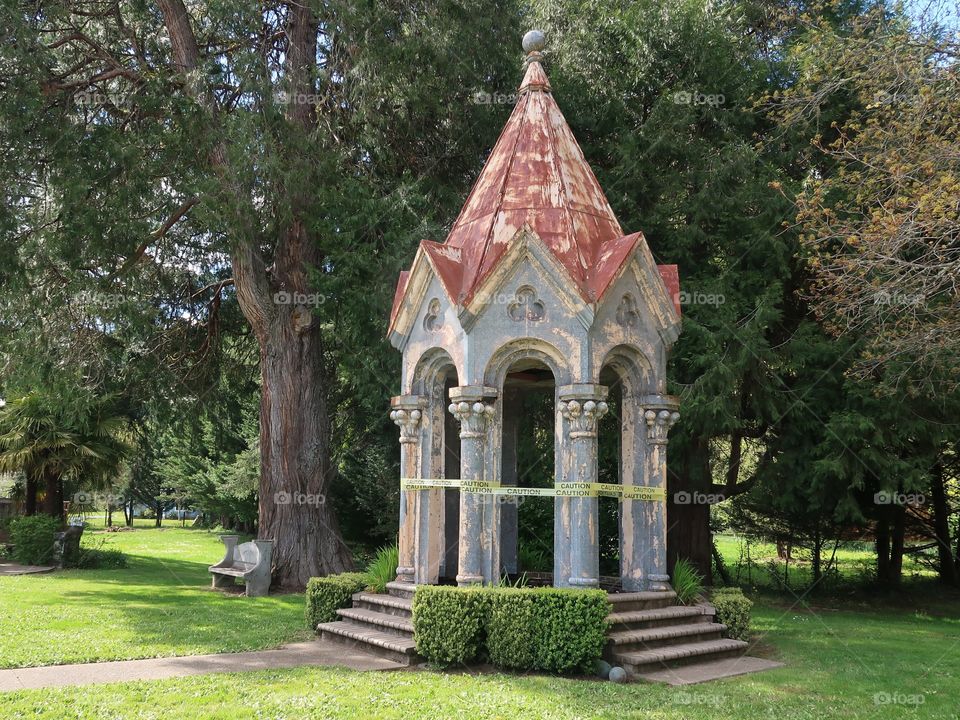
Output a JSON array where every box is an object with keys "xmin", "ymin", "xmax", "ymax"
[
  {"xmin": 1, "ymin": 598, "xmax": 958, "ymax": 718},
  {"xmin": 0, "ymin": 525, "xmax": 308, "ymax": 668},
  {"xmin": 1, "ymin": 526, "xmax": 958, "ymax": 718}
]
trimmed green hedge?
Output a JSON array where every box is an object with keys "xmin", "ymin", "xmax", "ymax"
[
  {"xmin": 412, "ymin": 585, "xmax": 489, "ymax": 665},
  {"xmin": 305, "ymin": 572, "xmax": 367, "ymax": 630},
  {"xmin": 9, "ymin": 516, "xmax": 59, "ymax": 566},
  {"xmin": 415, "ymin": 585, "xmax": 609, "ymax": 672},
  {"xmin": 712, "ymin": 587, "xmax": 752, "ymax": 641}
]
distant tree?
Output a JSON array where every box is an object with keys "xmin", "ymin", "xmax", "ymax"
[
  {"xmin": 772, "ymin": 4, "xmax": 960, "ymax": 391},
  {"xmin": 0, "ymin": 389, "xmax": 131, "ymax": 520}
]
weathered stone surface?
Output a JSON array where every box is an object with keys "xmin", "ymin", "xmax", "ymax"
[{"xmin": 208, "ymin": 535, "xmax": 273, "ymax": 597}]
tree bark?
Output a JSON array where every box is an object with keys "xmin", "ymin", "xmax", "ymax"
[
  {"xmin": 876, "ymin": 510, "xmax": 890, "ymax": 582},
  {"xmin": 41, "ymin": 468, "xmax": 64, "ymax": 521},
  {"xmin": 930, "ymin": 459, "xmax": 959, "ymax": 585},
  {"xmin": 24, "ymin": 470, "xmax": 38, "ymax": 516},
  {"xmin": 889, "ymin": 503, "xmax": 905, "ymax": 584},
  {"xmin": 667, "ymin": 436, "xmax": 712, "ymax": 582}
]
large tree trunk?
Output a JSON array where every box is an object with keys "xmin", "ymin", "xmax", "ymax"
[
  {"xmin": 24, "ymin": 470, "xmax": 38, "ymax": 516},
  {"xmin": 889, "ymin": 502, "xmax": 906, "ymax": 584},
  {"xmin": 667, "ymin": 436, "xmax": 713, "ymax": 583},
  {"xmin": 41, "ymin": 468, "xmax": 64, "ymax": 521},
  {"xmin": 930, "ymin": 459, "xmax": 959, "ymax": 586},
  {"xmin": 257, "ymin": 312, "xmax": 353, "ymax": 590},
  {"xmin": 876, "ymin": 510, "xmax": 891, "ymax": 582}
]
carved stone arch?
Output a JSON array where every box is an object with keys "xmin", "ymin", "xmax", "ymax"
[
  {"xmin": 598, "ymin": 344, "xmax": 654, "ymax": 398},
  {"xmin": 410, "ymin": 347, "xmax": 462, "ymax": 396},
  {"xmin": 483, "ymin": 337, "xmax": 570, "ymax": 390}
]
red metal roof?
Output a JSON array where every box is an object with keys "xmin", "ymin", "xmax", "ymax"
[{"xmin": 389, "ymin": 55, "xmax": 679, "ymax": 330}]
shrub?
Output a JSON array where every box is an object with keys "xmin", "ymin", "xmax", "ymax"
[
  {"xmin": 712, "ymin": 587, "xmax": 752, "ymax": 640},
  {"xmin": 364, "ymin": 544, "xmax": 398, "ymax": 594},
  {"xmin": 76, "ymin": 547, "xmax": 127, "ymax": 569},
  {"xmin": 485, "ymin": 588, "xmax": 536, "ymax": 669},
  {"xmin": 417, "ymin": 586, "xmax": 609, "ymax": 673},
  {"xmin": 412, "ymin": 585, "xmax": 489, "ymax": 665},
  {"xmin": 304, "ymin": 572, "xmax": 367, "ymax": 630},
  {"xmin": 528, "ymin": 588, "xmax": 609, "ymax": 673},
  {"xmin": 9, "ymin": 515, "xmax": 59, "ymax": 566},
  {"xmin": 672, "ymin": 557, "xmax": 705, "ymax": 604}
]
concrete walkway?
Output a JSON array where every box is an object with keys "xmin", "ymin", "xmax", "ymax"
[
  {"xmin": 0, "ymin": 562, "xmax": 55, "ymax": 576},
  {"xmin": 0, "ymin": 640, "xmax": 404, "ymax": 692}
]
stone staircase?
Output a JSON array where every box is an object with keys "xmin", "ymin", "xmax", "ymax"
[
  {"xmin": 605, "ymin": 591, "xmax": 748, "ymax": 676},
  {"xmin": 318, "ymin": 583, "xmax": 748, "ymax": 677},
  {"xmin": 318, "ymin": 581, "xmax": 421, "ymax": 666}
]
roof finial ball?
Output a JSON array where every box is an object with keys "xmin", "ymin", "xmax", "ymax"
[{"xmin": 522, "ymin": 29, "xmax": 546, "ymax": 65}]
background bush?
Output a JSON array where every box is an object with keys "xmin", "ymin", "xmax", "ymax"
[
  {"xmin": 412, "ymin": 585, "xmax": 489, "ymax": 665},
  {"xmin": 416, "ymin": 586, "xmax": 609, "ymax": 672},
  {"xmin": 304, "ymin": 572, "xmax": 367, "ymax": 629},
  {"xmin": 9, "ymin": 515, "xmax": 59, "ymax": 565},
  {"xmin": 712, "ymin": 587, "xmax": 753, "ymax": 640},
  {"xmin": 76, "ymin": 547, "xmax": 127, "ymax": 569}
]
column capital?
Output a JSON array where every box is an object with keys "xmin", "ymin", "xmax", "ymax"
[
  {"xmin": 448, "ymin": 399, "xmax": 495, "ymax": 438},
  {"xmin": 558, "ymin": 384, "xmax": 608, "ymax": 439},
  {"xmin": 643, "ymin": 403, "xmax": 680, "ymax": 445},
  {"xmin": 390, "ymin": 395, "xmax": 425, "ymax": 444}
]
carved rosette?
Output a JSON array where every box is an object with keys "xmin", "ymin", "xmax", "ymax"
[
  {"xmin": 447, "ymin": 401, "xmax": 495, "ymax": 439},
  {"xmin": 559, "ymin": 399, "xmax": 609, "ymax": 439},
  {"xmin": 390, "ymin": 408, "xmax": 423, "ymax": 444},
  {"xmin": 644, "ymin": 408, "xmax": 680, "ymax": 445}
]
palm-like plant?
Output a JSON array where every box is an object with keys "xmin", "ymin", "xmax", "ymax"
[{"xmin": 0, "ymin": 391, "xmax": 132, "ymax": 519}]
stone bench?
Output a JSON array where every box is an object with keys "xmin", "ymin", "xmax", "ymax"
[{"xmin": 209, "ymin": 535, "xmax": 273, "ymax": 597}]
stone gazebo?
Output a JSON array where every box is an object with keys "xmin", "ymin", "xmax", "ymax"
[{"xmin": 386, "ymin": 31, "xmax": 682, "ymax": 593}]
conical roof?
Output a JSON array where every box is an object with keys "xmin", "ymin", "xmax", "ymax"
[
  {"xmin": 445, "ymin": 59, "xmax": 625, "ymax": 304},
  {"xmin": 388, "ymin": 35, "xmax": 680, "ymax": 333}
]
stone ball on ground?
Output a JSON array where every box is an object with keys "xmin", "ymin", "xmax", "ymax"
[
  {"xmin": 595, "ymin": 659, "xmax": 611, "ymax": 679},
  {"xmin": 608, "ymin": 666, "xmax": 628, "ymax": 683}
]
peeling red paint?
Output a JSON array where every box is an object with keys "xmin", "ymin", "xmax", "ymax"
[{"xmin": 388, "ymin": 58, "xmax": 680, "ymax": 329}]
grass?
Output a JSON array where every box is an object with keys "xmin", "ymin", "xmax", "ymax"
[
  {"xmin": 1, "ymin": 597, "xmax": 958, "ymax": 718},
  {"xmin": 1, "ymin": 525, "xmax": 958, "ymax": 718},
  {"xmin": 0, "ymin": 525, "xmax": 308, "ymax": 668}
]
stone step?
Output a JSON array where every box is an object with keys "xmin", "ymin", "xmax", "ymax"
[
  {"xmin": 607, "ymin": 605, "xmax": 709, "ymax": 631},
  {"xmin": 336, "ymin": 607, "xmax": 414, "ymax": 637},
  {"xmin": 606, "ymin": 622, "xmax": 727, "ymax": 653},
  {"xmin": 612, "ymin": 638, "xmax": 749, "ymax": 674},
  {"xmin": 607, "ymin": 590, "xmax": 678, "ymax": 613},
  {"xmin": 351, "ymin": 592, "xmax": 413, "ymax": 619},
  {"xmin": 385, "ymin": 581, "xmax": 416, "ymax": 600},
  {"xmin": 319, "ymin": 621, "xmax": 420, "ymax": 666}
]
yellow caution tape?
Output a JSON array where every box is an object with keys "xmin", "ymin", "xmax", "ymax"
[{"xmin": 400, "ymin": 479, "xmax": 665, "ymax": 501}]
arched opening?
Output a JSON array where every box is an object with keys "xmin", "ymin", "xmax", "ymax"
[
  {"xmin": 599, "ymin": 345, "xmax": 654, "ymax": 590},
  {"xmin": 499, "ymin": 357, "xmax": 556, "ymax": 583},
  {"xmin": 410, "ymin": 349, "xmax": 460, "ymax": 583}
]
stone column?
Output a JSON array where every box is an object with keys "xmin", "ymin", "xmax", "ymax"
[
  {"xmin": 391, "ymin": 396, "xmax": 423, "ymax": 584},
  {"xmin": 448, "ymin": 386, "xmax": 497, "ymax": 586},
  {"xmin": 556, "ymin": 384, "xmax": 608, "ymax": 589},
  {"xmin": 641, "ymin": 396, "xmax": 680, "ymax": 591}
]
